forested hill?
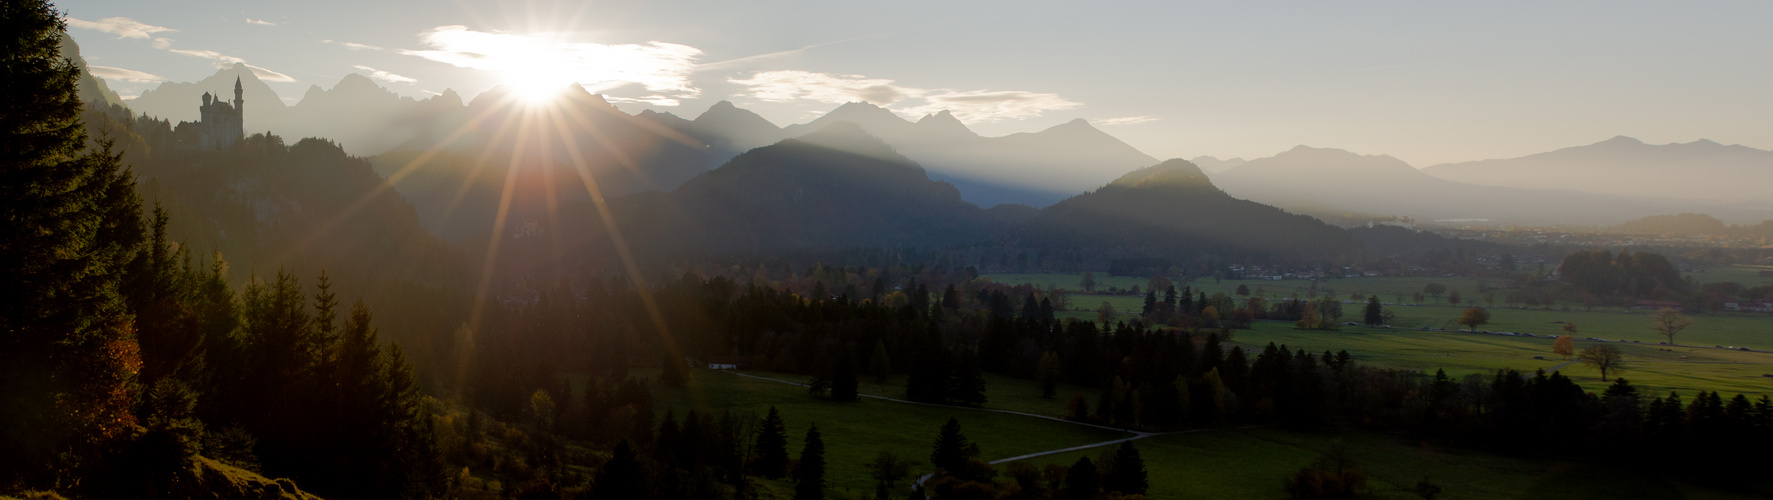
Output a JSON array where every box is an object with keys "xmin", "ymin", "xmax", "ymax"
[{"xmin": 1016, "ymin": 159, "xmax": 1363, "ymax": 263}]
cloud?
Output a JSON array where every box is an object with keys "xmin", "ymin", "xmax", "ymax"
[
  {"xmin": 902, "ymin": 90, "xmax": 1081, "ymax": 123},
  {"xmin": 728, "ymin": 70, "xmax": 920, "ymax": 106},
  {"xmin": 245, "ymin": 64, "xmax": 296, "ymax": 83},
  {"xmin": 66, "ymin": 16, "xmax": 177, "ymax": 39},
  {"xmin": 151, "ymin": 37, "xmax": 172, "ymax": 49},
  {"xmin": 87, "ymin": 65, "xmax": 165, "ymax": 83},
  {"xmin": 245, "ymin": 18, "xmax": 275, "ymax": 26},
  {"xmin": 323, "ymin": 39, "xmax": 383, "ymax": 51},
  {"xmin": 353, "ymin": 65, "xmax": 416, "ymax": 84},
  {"xmin": 730, "ymin": 70, "xmax": 1081, "ymax": 122},
  {"xmin": 1097, "ymin": 115, "xmax": 1160, "ymax": 126},
  {"xmin": 169, "ymin": 48, "xmax": 243, "ymax": 65},
  {"xmin": 695, "ymin": 35, "xmax": 881, "ymax": 72},
  {"xmin": 400, "ymin": 25, "xmax": 702, "ymax": 95},
  {"xmin": 604, "ymin": 95, "xmax": 682, "ymax": 107}
]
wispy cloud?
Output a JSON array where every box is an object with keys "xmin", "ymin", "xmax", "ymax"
[
  {"xmin": 151, "ymin": 37, "xmax": 172, "ymax": 49},
  {"xmin": 244, "ymin": 64, "xmax": 296, "ymax": 83},
  {"xmin": 400, "ymin": 25, "xmax": 702, "ymax": 95},
  {"xmin": 66, "ymin": 16, "xmax": 176, "ymax": 39},
  {"xmin": 902, "ymin": 90, "xmax": 1080, "ymax": 123},
  {"xmin": 245, "ymin": 18, "xmax": 276, "ymax": 26},
  {"xmin": 323, "ymin": 39, "xmax": 383, "ymax": 51},
  {"xmin": 87, "ymin": 65, "xmax": 165, "ymax": 83},
  {"xmin": 353, "ymin": 65, "xmax": 416, "ymax": 84},
  {"xmin": 168, "ymin": 47, "xmax": 295, "ymax": 82},
  {"xmin": 730, "ymin": 70, "xmax": 1080, "ymax": 123},
  {"xmin": 604, "ymin": 95, "xmax": 682, "ymax": 107},
  {"xmin": 1097, "ymin": 115, "xmax": 1159, "ymax": 126},
  {"xmin": 728, "ymin": 70, "xmax": 918, "ymax": 106},
  {"xmin": 695, "ymin": 35, "xmax": 882, "ymax": 72}
]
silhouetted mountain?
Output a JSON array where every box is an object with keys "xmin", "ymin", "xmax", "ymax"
[
  {"xmin": 776, "ymin": 102, "xmax": 1157, "ymax": 207},
  {"xmin": 1424, "ymin": 136, "xmax": 1773, "ymax": 203},
  {"xmin": 58, "ymin": 34, "xmax": 122, "ymax": 108},
  {"xmin": 686, "ymin": 100, "xmax": 787, "ymax": 152},
  {"xmin": 630, "ymin": 122, "xmax": 993, "ymax": 253},
  {"xmin": 1190, "ymin": 155, "xmax": 1246, "ymax": 173},
  {"xmin": 1018, "ymin": 159, "xmax": 1359, "ymax": 262},
  {"xmin": 1209, "ymin": 145, "xmax": 1773, "ymax": 225},
  {"xmin": 128, "ymin": 63, "xmax": 289, "ymax": 131}
]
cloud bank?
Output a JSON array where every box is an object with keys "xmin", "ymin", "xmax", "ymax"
[
  {"xmin": 730, "ymin": 70, "xmax": 1079, "ymax": 123},
  {"xmin": 1098, "ymin": 116, "xmax": 1159, "ymax": 126}
]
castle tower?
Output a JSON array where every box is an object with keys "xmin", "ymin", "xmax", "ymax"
[{"xmin": 233, "ymin": 76, "xmax": 244, "ymax": 113}]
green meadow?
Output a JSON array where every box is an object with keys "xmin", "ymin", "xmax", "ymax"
[{"xmin": 992, "ymin": 272, "xmax": 1773, "ymax": 398}]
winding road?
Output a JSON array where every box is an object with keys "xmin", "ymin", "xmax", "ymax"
[{"xmin": 722, "ymin": 370, "xmax": 1263, "ymax": 491}]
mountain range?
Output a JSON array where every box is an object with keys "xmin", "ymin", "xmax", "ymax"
[
  {"xmin": 1424, "ymin": 136, "xmax": 1773, "ymax": 203},
  {"xmin": 108, "ymin": 58, "xmax": 1773, "ymax": 227}
]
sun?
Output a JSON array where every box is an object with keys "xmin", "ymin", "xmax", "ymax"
[{"xmin": 502, "ymin": 66, "xmax": 579, "ymax": 106}]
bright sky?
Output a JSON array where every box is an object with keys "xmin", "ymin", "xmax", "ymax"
[{"xmin": 61, "ymin": 0, "xmax": 1773, "ymax": 166}]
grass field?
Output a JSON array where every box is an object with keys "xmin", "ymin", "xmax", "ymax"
[
  {"xmin": 993, "ymin": 272, "xmax": 1773, "ymax": 399},
  {"xmin": 1006, "ymin": 427, "xmax": 1761, "ymax": 500},
  {"xmin": 651, "ymin": 366, "xmax": 1764, "ymax": 499},
  {"xmin": 649, "ymin": 369, "xmax": 1126, "ymax": 497}
]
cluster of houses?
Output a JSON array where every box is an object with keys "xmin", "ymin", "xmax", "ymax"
[{"xmin": 1724, "ymin": 302, "xmax": 1773, "ymax": 313}]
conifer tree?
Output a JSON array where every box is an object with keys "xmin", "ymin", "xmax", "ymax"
[
  {"xmin": 1103, "ymin": 441, "xmax": 1148, "ymax": 495},
  {"xmin": 868, "ymin": 339, "xmax": 893, "ymax": 383},
  {"xmin": 753, "ymin": 406, "xmax": 790, "ymax": 478},
  {"xmin": 594, "ymin": 440, "xmax": 646, "ymax": 499},
  {"xmin": 0, "ymin": 0, "xmax": 147, "ymax": 482},
  {"xmin": 931, "ymin": 417, "xmax": 972, "ymax": 473},
  {"xmin": 793, "ymin": 423, "xmax": 826, "ymax": 500},
  {"xmin": 1063, "ymin": 457, "xmax": 1100, "ymax": 500}
]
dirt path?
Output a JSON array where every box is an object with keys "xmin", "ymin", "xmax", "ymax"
[{"xmin": 722, "ymin": 370, "xmax": 1263, "ymax": 491}]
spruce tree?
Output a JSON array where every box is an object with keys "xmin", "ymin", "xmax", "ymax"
[
  {"xmin": 0, "ymin": 0, "xmax": 147, "ymax": 483},
  {"xmin": 930, "ymin": 417, "xmax": 971, "ymax": 473},
  {"xmin": 1103, "ymin": 441, "xmax": 1148, "ymax": 495},
  {"xmin": 594, "ymin": 440, "xmax": 646, "ymax": 499},
  {"xmin": 793, "ymin": 423, "xmax": 826, "ymax": 500},
  {"xmin": 831, "ymin": 350, "xmax": 860, "ymax": 401},
  {"xmin": 1063, "ymin": 457, "xmax": 1100, "ymax": 500},
  {"xmin": 1364, "ymin": 295, "xmax": 1384, "ymax": 326},
  {"xmin": 753, "ymin": 406, "xmax": 790, "ymax": 478}
]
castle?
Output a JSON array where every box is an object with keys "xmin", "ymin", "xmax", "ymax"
[{"xmin": 198, "ymin": 77, "xmax": 245, "ymax": 149}]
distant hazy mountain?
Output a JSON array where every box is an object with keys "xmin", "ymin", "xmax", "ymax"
[
  {"xmin": 1610, "ymin": 213, "xmax": 1730, "ymax": 236},
  {"xmin": 1018, "ymin": 159, "xmax": 1360, "ymax": 261},
  {"xmin": 1190, "ymin": 155, "xmax": 1246, "ymax": 173},
  {"xmin": 778, "ymin": 102, "xmax": 1158, "ymax": 207},
  {"xmin": 1423, "ymin": 136, "xmax": 1773, "ymax": 203},
  {"xmin": 1210, "ymin": 145, "xmax": 1773, "ymax": 225},
  {"xmin": 128, "ymin": 63, "xmax": 289, "ymax": 131}
]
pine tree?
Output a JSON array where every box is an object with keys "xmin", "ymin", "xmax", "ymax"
[
  {"xmin": 831, "ymin": 351, "xmax": 860, "ymax": 401},
  {"xmin": 793, "ymin": 424, "xmax": 826, "ymax": 500},
  {"xmin": 594, "ymin": 440, "xmax": 646, "ymax": 499},
  {"xmin": 1063, "ymin": 457, "xmax": 1100, "ymax": 500},
  {"xmin": 948, "ymin": 349, "xmax": 988, "ymax": 405},
  {"xmin": 1103, "ymin": 441, "xmax": 1148, "ymax": 495},
  {"xmin": 931, "ymin": 417, "xmax": 971, "ymax": 473},
  {"xmin": 0, "ymin": 0, "xmax": 148, "ymax": 482},
  {"xmin": 753, "ymin": 406, "xmax": 790, "ymax": 478},
  {"xmin": 1363, "ymin": 296, "xmax": 1384, "ymax": 326},
  {"xmin": 868, "ymin": 339, "xmax": 893, "ymax": 383}
]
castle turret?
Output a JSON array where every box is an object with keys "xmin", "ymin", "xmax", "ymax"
[{"xmin": 233, "ymin": 76, "xmax": 243, "ymax": 112}]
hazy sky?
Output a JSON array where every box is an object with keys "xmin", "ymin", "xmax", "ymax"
[{"xmin": 62, "ymin": 0, "xmax": 1773, "ymax": 166}]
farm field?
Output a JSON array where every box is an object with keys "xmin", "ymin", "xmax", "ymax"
[
  {"xmin": 653, "ymin": 367, "xmax": 1764, "ymax": 499},
  {"xmin": 1007, "ymin": 426, "xmax": 1762, "ymax": 500},
  {"xmin": 648, "ymin": 368, "xmax": 1127, "ymax": 497},
  {"xmin": 992, "ymin": 272, "xmax": 1773, "ymax": 398}
]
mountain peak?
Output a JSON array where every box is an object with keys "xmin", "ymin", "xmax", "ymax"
[
  {"xmin": 1109, "ymin": 159, "xmax": 1215, "ymax": 190},
  {"xmin": 915, "ymin": 110, "xmax": 977, "ymax": 137},
  {"xmin": 1602, "ymin": 135, "xmax": 1643, "ymax": 145},
  {"xmin": 792, "ymin": 121, "xmax": 901, "ymax": 160}
]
